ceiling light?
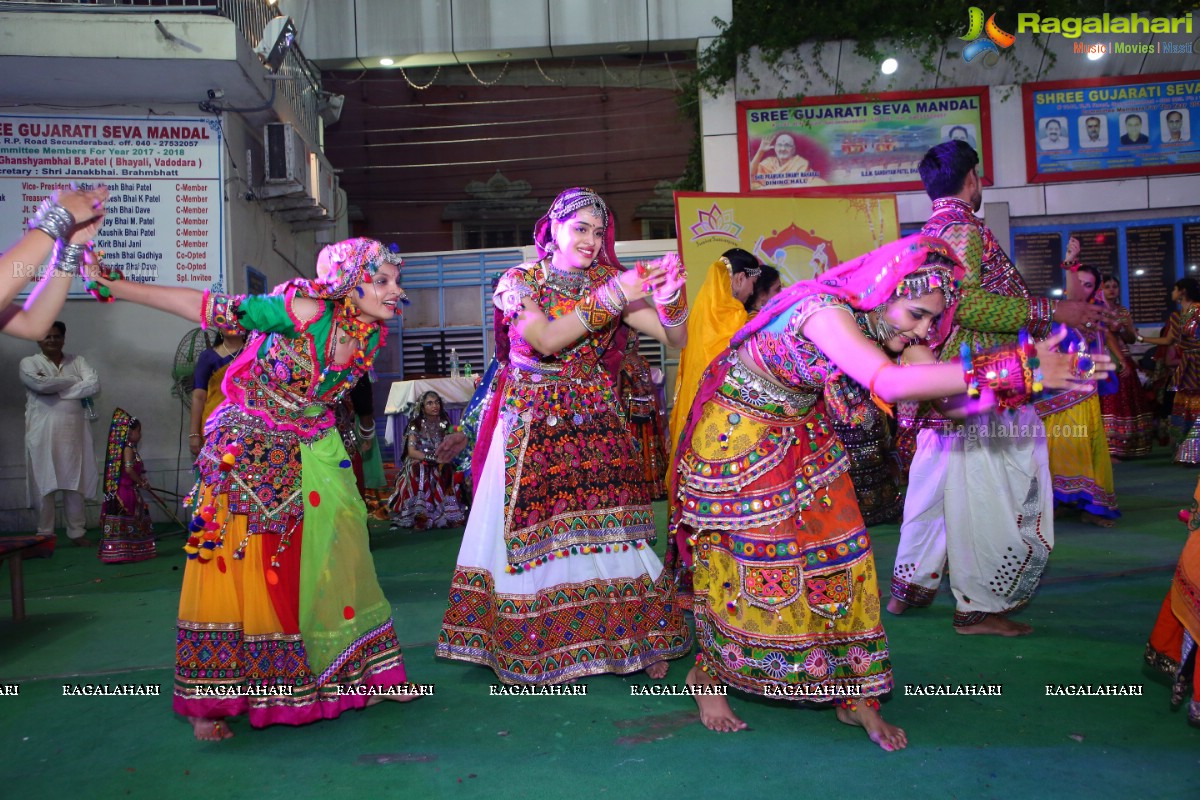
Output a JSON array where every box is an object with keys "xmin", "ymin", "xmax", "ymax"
[{"xmin": 380, "ymin": 57, "xmax": 394, "ymax": 66}]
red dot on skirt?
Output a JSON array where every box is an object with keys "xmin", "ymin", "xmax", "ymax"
[
  {"xmin": 217, "ymin": 556, "xmax": 227, "ymax": 573},
  {"xmin": 266, "ymin": 569, "xmax": 279, "ymax": 586},
  {"xmin": 309, "ymin": 491, "xmax": 321, "ymax": 507},
  {"xmin": 343, "ymin": 606, "xmax": 355, "ymax": 620}
]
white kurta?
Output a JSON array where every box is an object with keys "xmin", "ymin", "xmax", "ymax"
[{"xmin": 21, "ymin": 353, "xmax": 100, "ymax": 502}]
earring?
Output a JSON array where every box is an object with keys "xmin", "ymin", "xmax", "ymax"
[
  {"xmin": 870, "ymin": 303, "xmax": 895, "ymax": 342},
  {"xmin": 544, "ymin": 240, "xmax": 557, "ymax": 254}
]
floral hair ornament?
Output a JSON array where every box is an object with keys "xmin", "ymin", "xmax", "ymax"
[{"xmin": 294, "ymin": 237, "xmax": 387, "ymax": 300}]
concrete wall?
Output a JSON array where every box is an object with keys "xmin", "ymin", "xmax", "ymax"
[{"xmin": 0, "ymin": 105, "xmax": 322, "ymax": 532}]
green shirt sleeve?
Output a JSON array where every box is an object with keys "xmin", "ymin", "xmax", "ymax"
[{"xmin": 941, "ymin": 222, "xmax": 1031, "ymax": 335}]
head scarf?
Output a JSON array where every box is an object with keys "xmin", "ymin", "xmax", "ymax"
[
  {"xmin": 287, "ymin": 238, "xmax": 398, "ymax": 300},
  {"xmin": 102, "ymin": 408, "xmax": 137, "ymax": 502},
  {"xmin": 732, "ymin": 234, "xmax": 964, "ymax": 351},
  {"xmin": 532, "ymin": 187, "xmax": 621, "ymax": 269}
]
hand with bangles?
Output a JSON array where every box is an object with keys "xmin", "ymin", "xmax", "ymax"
[{"xmin": 1034, "ymin": 325, "xmax": 1115, "ymax": 387}]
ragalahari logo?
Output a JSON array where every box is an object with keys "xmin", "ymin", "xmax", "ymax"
[
  {"xmin": 961, "ymin": 7, "xmax": 1016, "ymax": 66},
  {"xmin": 689, "ymin": 203, "xmax": 744, "ymax": 243}
]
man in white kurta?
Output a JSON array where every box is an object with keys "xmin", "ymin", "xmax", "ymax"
[{"xmin": 21, "ymin": 322, "xmax": 100, "ymax": 544}]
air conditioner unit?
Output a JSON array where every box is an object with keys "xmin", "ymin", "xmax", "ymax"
[
  {"xmin": 261, "ymin": 122, "xmax": 309, "ymax": 198},
  {"xmin": 309, "ymin": 152, "xmax": 337, "ymax": 217}
]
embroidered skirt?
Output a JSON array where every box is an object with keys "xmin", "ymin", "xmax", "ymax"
[
  {"xmin": 174, "ymin": 432, "xmax": 407, "ymax": 727},
  {"xmin": 675, "ymin": 361, "xmax": 892, "ymax": 701}
]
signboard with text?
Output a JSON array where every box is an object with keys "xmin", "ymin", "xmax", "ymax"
[
  {"xmin": 1023, "ymin": 71, "xmax": 1200, "ymax": 182},
  {"xmin": 737, "ymin": 87, "xmax": 991, "ymax": 194},
  {"xmin": 0, "ymin": 114, "xmax": 224, "ymax": 296}
]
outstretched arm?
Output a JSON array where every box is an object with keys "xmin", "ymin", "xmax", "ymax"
[
  {"xmin": 0, "ymin": 193, "xmax": 110, "ymax": 340},
  {"xmin": 0, "ymin": 186, "xmax": 108, "ymax": 308},
  {"xmin": 801, "ymin": 306, "xmax": 1109, "ymax": 403}
]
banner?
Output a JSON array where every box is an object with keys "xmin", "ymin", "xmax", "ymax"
[
  {"xmin": 737, "ymin": 87, "xmax": 991, "ymax": 193},
  {"xmin": 1024, "ymin": 71, "xmax": 1200, "ymax": 182},
  {"xmin": 673, "ymin": 192, "xmax": 899, "ymax": 291},
  {"xmin": 0, "ymin": 114, "xmax": 224, "ymax": 296}
]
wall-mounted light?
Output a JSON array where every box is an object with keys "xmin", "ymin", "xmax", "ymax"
[
  {"xmin": 1135, "ymin": 269, "xmax": 1146, "ymax": 276},
  {"xmin": 881, "ymin": 58, "xmax": 898, "ymax": 75},
  {"xmin": 1087, "ymin": 49, "xmax": 1105, "ymax": 61}
]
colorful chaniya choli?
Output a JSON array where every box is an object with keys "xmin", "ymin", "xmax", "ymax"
[
  {"xmin": 672, "ymin": 293, "xmax": 893, "ymax": 701},
  {"xmin": 1033, "ymin": 327, "xmax": 1119, "ymax": 519},
  {"xmin": 1170, "ymin": 306, "xmax": 1200, "ymax": 465},
  {"xmin": 437, "ymin": 260, "xmax": 690, "ymax": 684},
  {"xmin": 175, "ymin": 289, "xmax": 407, "ymax": 728}
]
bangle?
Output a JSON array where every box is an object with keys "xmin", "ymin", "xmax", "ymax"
[
  {"xmin": 867, "ymin": 362, "xmax": 896, "ymax": 418},
  {"xmin": 188, "ymin": 434, "xmax": 201, "ymax": 439},
  {"xmin": 357, "ymin": 424, "xmax": 376, "ymax": 436},
  {"xmin": 28, "ymin": 198, "xmax": 75, "ymax": 240},
  {"xmin": 575, "ymin": 275, "xmax": 627, "ymax": 332},
  {"xmin": 656, "ymin": 286, "xmax": 689, "ymax": 328},
  {"xmin": 1062, "ymin": 259, "xmax": 1080, "ymax": 272},
  {"xmin": 1136, "ymin": 333, "xmax": 1145, "ymax": 343},
  {"xmin": 967, "ymin": 334, "xmax": 1042, "ymax": 410},
  {"xmin": 51, "ymin": 241, "xmax": 87, "ymax": 273}
]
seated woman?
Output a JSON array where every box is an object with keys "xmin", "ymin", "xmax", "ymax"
[
  {"xmin": 670, "ymin": 235, "xmax": 1109, "ymax": 748},
  {"xmin": 387, "ymin": 390, "xmax": 466, "ymax": 530}
]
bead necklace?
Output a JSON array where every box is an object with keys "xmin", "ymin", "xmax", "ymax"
[
  {"xmin": 334, "ymin": 300, "xmax": 376, "ymax": 344},
  {"xmin": 541, "ymin": 257, "xmax": 591, "ymax": 300}
]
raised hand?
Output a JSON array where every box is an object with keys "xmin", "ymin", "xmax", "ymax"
[
  {"xmin": 1064, "ymin": 236, "xmax": 1081, "ymax": 264},
  {"xmin": 651, "ymin": 252, "xmax": 686, "ymax": 303},
  {"xmin": 1035, "ymin": 327, "xmax": 1115, "ymax": 389}
]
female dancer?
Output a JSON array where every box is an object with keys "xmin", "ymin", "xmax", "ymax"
[
  {"xmin": 1140, "ymin": 278, "xmax": 1200, "ymax": 464},
  {"xmin": 1145, "ymin": 477, "xmax": 1200, "ymax": 728},
  {"xmin": 98, "ymin": 409, "xmax": 156, "ymax": 564},
  {"xmin": 387, "ymin": 390, "xmax": 466, "ymax": 529},
  {"xmin": 87, "ymin": 238, "xmax": 414, "ymax": 740},
  {"xmin": 1098, "ymin": 274, "xmax": 1154, "ymax": 459},
  {"xmin": 1035, "ymin": 244, "xmax": 1119, "ymax": 525},
  {"xmin": 671, "ymin": 235, "xmax": 1108, "ymax": 748},
  {"xmin": 436, "ymin": 187, "xmax": 692, "ymax": 684},
  {"xmin": 617, "ymin": 330, "xmax": 669, "ymax": 500}
]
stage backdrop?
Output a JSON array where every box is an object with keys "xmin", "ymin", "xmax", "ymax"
[
  {"xmin": 737, "ymin": 87, "xmax": 991, "ymax": 194},
  {"xmin": 673, "ymin": 192, "xmax": 899, "ymax": 290}
]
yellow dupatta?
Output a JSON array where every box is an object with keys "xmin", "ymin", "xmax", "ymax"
[{"xmin": 667, "ymin": 257, "xmax": 749, "ymax": 478}]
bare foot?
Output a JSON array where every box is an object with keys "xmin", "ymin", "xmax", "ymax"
[
  {"xmin": 955, "ymin": 614, "xmax": 1033, "ymax": 636},
  {"xmin": 645, "ymin": 661, "xmax": 669, "ymax": 680},
  {"xmin": 686, "ymin": 665, "xmax": 747, "ymax": 733},
  {"xmin": 190, "ymin": 717, "xmax": 233, "ymax": 741},
  {"xmin": 886, "ymin": 597, "xmax": 910, "ymax": 615},
  {"xmin": 836, "ymin": 702, "xmax": 907, "ymax": 752},
  {"xmin": 1081, "ymin": 512, "xmax": 1117, "ymax": 528}
]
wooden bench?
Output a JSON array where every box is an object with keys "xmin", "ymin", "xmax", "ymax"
[{"xmin": 0, "ymin": 534, "xmax": 56, "ymax": 621}]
